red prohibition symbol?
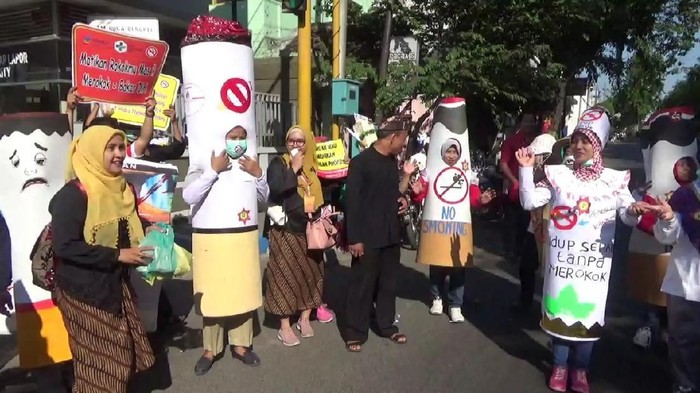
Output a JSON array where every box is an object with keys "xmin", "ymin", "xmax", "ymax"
[
  {"xmin": 579, "ymin": 108, "xmax": 605, "ymax": 122},
  {"xmin": 220, "ymin": 78, "xmax": 251, "ymax": 114},
  {"xmin": 551, "ymin": 205, "xmax": 578, "ymax": 230},
  {"xmin": 432, "ymin": 166, "xmax": 469, "ymax": 205}
]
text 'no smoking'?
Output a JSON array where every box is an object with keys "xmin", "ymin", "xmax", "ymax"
[{"xmin": 220, "ymin": 78, "xmax": 252, "ymax": 114}]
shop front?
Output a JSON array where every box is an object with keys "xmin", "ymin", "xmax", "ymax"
[{"xmin": 0, "ymin": 0, "xmax": 195, "ymax": 119}]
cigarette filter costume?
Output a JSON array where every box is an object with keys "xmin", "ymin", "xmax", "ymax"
[
  {"xmin": 628, "ymin": 107, "xmax": 697, "ymax": 306},
  {"xmin": 0, "ymin": 113, "xmax": 72, "ymax": 368},
  {"xmin": 181, "ymin": 16, "xmax": 263, "ymax": 319},
  {"xmin": 520, "ymin": 108, "xmax": 639, "ymax": 341},
  {"xmin": 417, "ymin": 97, "xmax": 474, "ymax": 266}
]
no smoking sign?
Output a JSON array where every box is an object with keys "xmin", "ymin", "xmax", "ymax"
[
  {"xmin": 220, "ymin": 78, "xmax": 252, "ymax": 114},
  {"xmin": 551, "ymin": 205, "xmax": 578, "ymax": 230},
  {"xmin": 433, "ymin": 167, "xmax": 469, "ymax": 205}
]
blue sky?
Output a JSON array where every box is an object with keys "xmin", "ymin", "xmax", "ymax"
[{"xmin": 597, "ymin": 39, "xmax": 700, "ymax": 98}]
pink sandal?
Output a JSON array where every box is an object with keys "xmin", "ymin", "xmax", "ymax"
[
  {"xmin": 295, "ymin": 319, "xmax": 315, "ymax": 338},
  {"xmin": 277, "ymin": 329, "xmax": 300, "ymax": 347}
]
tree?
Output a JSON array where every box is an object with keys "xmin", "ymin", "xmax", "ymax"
[
  {"xmin": 662, "ymin": 61, "xmax": 700, "ymax": 109},
  {"xmin": 605, "ymin": 0, "xmax": 700, "ymax": 127}
]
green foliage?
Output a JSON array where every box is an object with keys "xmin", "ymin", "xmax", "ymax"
[
  {"xmin": 606, "ymin": 0, "xmax": 700, "ymax": 126},
  {"xmin": 662, "ymin": 62, "xmax": 700, "ymax": 109},
  {"xmin": 314, "ymin": 0, "xmax": 700, "ymax": 134}
]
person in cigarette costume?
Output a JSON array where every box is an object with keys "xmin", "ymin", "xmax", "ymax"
[
  {"xmin": 414, "ymin": 97, "xmax": 495, "ymax": 322},
  {"xmin": 181, "ymin": 15, "xmax": 269, "ymax": 376},
  {"xmin": 183, "ymin": 126, "xmax": 268, "ymax": 375},
  {"xmin": 517, "ymin": 107, "xmax": 647, "ymax": 393},
  {"xmin": 628, "ymin": 107, "xmax": 698, "ymax": 350}
]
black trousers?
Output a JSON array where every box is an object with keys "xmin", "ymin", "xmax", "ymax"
[
  {"xmin": 505, "ymin": 200, "xmax": 538, "ymax": 304},
  {"xmin": 667, "ymin": 295, "xmax": 700, "ymax": 391},
  {"xmin": 344, "ymin": 245, "xmax": 400, "ymax": 343}
]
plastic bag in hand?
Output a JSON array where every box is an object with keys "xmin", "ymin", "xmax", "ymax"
[{"xmin": 137, "ymin": 223, "xmax": 176, "ymax": 277}]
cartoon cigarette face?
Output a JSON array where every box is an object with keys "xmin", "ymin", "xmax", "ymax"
[{"xmin": 0, "ymin": 114, "xmax": 72, "ymax": 197}]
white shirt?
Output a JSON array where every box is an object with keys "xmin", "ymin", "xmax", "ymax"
[{"xmin": 654, "ymin": 215, "xmax": 700, "ymax": 302}]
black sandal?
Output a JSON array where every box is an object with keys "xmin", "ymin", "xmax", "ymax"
[
  {"xmin": 389, "ymin": 333, "xmax": 407, "ymax": 344},
  {"xmin": 345, "ymin": 341, "xmax": 362, "ymax": 352}
]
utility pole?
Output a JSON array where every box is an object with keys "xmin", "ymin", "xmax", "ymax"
[
  {"xmin": 331, "ymin": 0, "xmax": 348, "ymax": 140},
  {"xmin": 297, "ymin": 0, "xmax": 313, "ymax": 133},
  {"xmin": 375, "ymin": 7, "xmax": 393, "ymax": 124},
  {"xmin": 331, "ymin": 0, "xmax": 341, "ymax": 139}
]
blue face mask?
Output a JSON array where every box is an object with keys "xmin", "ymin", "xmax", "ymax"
[
  {"xmin": 581, "ymin": 159, "xmax": 594, "ymax": 167},
  {"xmin": 225, "ymin": 139, "xmax": 247, "ymax": 159}
]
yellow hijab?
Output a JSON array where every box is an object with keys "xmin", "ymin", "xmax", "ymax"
[
  {"xmin": 65, "ymin": 125, "xmax": 144, "ymax": 248},
  {"xmin": 282, "ymin": 125, "xmax": 324, "ymax": 210}
]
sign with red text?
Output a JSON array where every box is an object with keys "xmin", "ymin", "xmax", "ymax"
[{"xmin": 71, "ymin": 23, "xmax": 169, "ymax": 105}]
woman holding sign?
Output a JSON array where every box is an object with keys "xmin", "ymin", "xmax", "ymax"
[{"xmin": 517, "ymin": 107, "xmax": 646, "ymax": 393}]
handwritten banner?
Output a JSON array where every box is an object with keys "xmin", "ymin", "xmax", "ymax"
[
  {"xmin": 110, "ymin": 74, "xmax": 179, "ymax": 131},
  {"xmin": 315, "ymin": 140, "xmax": 348, "ymax": 179},
  {"xmin": 71, "ymin": 23, "xmax": 170, "ymax": 105}
]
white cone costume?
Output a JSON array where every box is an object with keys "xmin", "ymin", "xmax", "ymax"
[
  {"xmin": 181, "ymin": 17, "xmax": 264, "ymax": 318},
  {"xmin": 0, "ymin": 113, "xmax": 72, "ymax": 368},
  {"xmin": 417, "ymin": 97, "xmax": 475, "ymax": 266},
  {"xmin": 627, "ymin": 107, "xmax": 698, "ymax": 306},
  {"xmin": 521, "ymin": 108, "xmax": 638, "ymax": 341}
]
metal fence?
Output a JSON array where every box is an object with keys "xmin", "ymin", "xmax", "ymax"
[{"xmin": 175, "ymin": 92, "xmax": 296, "ymax": 147}]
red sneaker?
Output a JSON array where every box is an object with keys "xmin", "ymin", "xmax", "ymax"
[
  {"xmin": 548, "ymin": 366, "xmax": 568, "ymax": 392},
  {"xmin": 570, "ymin": 369, "xmax": 590, "ymax": 393}
]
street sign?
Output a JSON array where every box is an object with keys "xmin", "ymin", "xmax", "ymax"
[{"xmin": 389, "ymin": 36, "xmax": 419, "ymax": 65}]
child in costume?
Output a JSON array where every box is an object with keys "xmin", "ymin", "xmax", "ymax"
[
  {"xmin": 517, "ymin": 107, "xmax": 646, "ymax": 393},
  {"xmin": 651, "ymin": 183, "xmax": 700, "ymax": 393},
  {"xmin": 411, "ymin": 139, "xmax": 495, "ymax": 322}
]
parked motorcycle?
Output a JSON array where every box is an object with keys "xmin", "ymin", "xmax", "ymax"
[{"xmin": 402, "ymin": 198, "xmax": 422, "ymax": 250}]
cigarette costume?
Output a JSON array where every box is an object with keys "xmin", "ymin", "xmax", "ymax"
[
  {"xmin": 628, "ymin": 107, "xmax": 697, "ymax": 306},
  {"xmin": 0, "ymin": 113, "xmax": 72, "ymax": 368},
  {"xmin": 416, "ymin": 98, "xmax": 475, "ymax": 266},
  {"xmin": 181, "ymin": 16, "xmax": 269, "ymax": 352},
  {"xmin": 520, "ymin": 108, "xmax": 640, "ymax": 340}
]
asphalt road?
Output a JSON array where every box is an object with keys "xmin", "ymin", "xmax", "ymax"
[{"xmin": 2, "ymin": 142, "xmax": 671, "ymax": 393}]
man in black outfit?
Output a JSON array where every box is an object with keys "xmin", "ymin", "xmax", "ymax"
[{"xmin": 343, "ymin": 121, "xmax": 409, "ymax": 352}]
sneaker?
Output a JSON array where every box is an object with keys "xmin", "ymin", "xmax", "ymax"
[
  {"xmin": 632, "ymin": 326, "xmax": 652, "ymax": 349},
  {"xmin": 548, "ymin": 366, "xmax": 568, "ymax": 392},
  {"xmin": 429, "ymin": 298, "xmax": 443, "ymax": 315},
  {"xmin": 570, "ymin": 369, "xmax": 590, "ymax": 393},
  {"xmin": 317, "ymin": 305, "xmax": 334, "ymax": 323},
  {"xmin": 449, "ymin": 307, "xmax": 465, "ymax": 323}
]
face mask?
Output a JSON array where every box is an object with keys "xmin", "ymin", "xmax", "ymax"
[
  {"xmin": 225, "ymin": 139, "xmax": 247, "ymax": 159},
  {"xmin": 581, "ymin": 159, "xmax": 594, "ymax": 167}
]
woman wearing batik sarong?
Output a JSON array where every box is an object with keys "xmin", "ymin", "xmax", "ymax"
[
  {"xmin": 264, "ymin": 125, "xmax": 325, "ymax": 347},
  {"xmin": 49, "ymin": 124, "xmax": 156, "ymax": 393}
]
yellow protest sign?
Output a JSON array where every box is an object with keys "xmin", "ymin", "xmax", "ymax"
[
  {"xmin": 111, "ymin": 74, "xmax": 180, "ymax": 131},
  {"xmin": 316, "ymin": 140, "xmax": 348, "ymax": 179}
]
